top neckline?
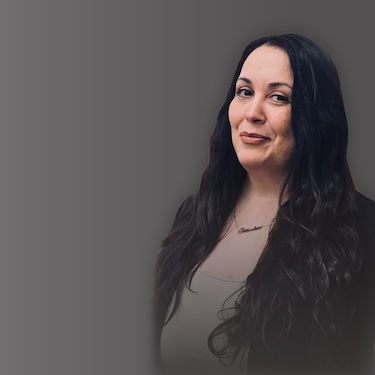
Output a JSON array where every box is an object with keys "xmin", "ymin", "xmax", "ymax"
[{"xmin": 197, "ymin": 267, "xmax": 245, "ymax": 283}]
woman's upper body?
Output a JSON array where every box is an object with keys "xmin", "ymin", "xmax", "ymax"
[
  {"xmin": 160, "ymin": 266, "xmax": 246, "ymax": 375},
  {"xmin": 153, "ymin": 33, "xmax": 375, "ymax": 375},
  {"xmin": 155, "ymin": 192, "xmax": 375, "ymax": 375}
]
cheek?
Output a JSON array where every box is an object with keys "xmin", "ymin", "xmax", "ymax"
[
  {"xmin": 279, "ymin": 122, "xmax": 295, "ymax": 154},
  {"xmin": 274, "ymin": 114, "xmax": 294, "ymax": 149},
  {"xmin": 276, "ymin": 112, "xmax": 292, "ymax": 136},
  {"xmin": 228, "ymin": 101, "xmax": 242, "ymax": 128}
]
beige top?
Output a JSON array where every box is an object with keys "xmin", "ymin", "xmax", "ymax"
[{"xmin": 160, "ymin": 268, "xmax": 247, "ymax": 375}]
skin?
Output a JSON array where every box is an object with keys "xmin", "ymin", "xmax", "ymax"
[
  {"xmin": 200, "ymin": 45, "xmax": 295, "ymax": 280},
  {"xmin": 229, "ymin": 45, "xmax": 295, "ymax": 191}
]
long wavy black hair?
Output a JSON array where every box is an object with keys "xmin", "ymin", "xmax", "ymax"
[{"xmin": 154, "ymin": 33, "xmax": 362, "ymax": 368}]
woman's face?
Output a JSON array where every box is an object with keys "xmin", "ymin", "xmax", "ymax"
[{"xmin": 228, "ymin": 45, "xmax": 295, "ymax": 176}]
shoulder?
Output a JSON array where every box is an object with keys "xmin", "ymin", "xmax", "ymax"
[
  {"xmin": 355, "ymin": 191, "xmax": 375, "ymax": 275},
  {"xmin": 355, "ymin": 191, "xmax": 375, "ymax": 238},
  {"xmin": 355, "ymin": 191, "xmax": 375, "ymax": 218}
]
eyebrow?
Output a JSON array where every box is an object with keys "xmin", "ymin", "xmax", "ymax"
[{"xmin": 237, "ymin": 77, "xmax": 293, "ymax": 90}]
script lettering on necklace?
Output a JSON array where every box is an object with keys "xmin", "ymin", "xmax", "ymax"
[{"xmin": 238, "ymin": 225, "xmax": 263, "ymax": 234}]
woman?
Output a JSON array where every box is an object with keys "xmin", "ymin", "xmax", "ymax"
[{"xmin": 153, "ymin": 33, "xmax": 375, "ymax": 375}]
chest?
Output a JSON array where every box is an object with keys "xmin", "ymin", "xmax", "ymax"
[{"xmin": 200, "ymin": 222, "xmax": 269, "ymax": 281}]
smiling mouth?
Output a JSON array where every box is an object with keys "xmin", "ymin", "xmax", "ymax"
[{"xmin": 240, "ymin": 132, "xmax": 270, "ymax": 140}]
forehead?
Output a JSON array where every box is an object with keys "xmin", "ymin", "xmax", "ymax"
[{"xmin": 239, "ymin": 45, "xmax": 293, "ymax": 84}]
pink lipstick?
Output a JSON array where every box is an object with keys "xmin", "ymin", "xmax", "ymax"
[{"xmin": 240, "ymin": 132, "xmax": 270, "ymax": 144}]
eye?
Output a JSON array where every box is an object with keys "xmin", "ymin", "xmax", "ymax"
[
  {"xmin": 235, "ymin": 87, "xmax": 253, "ymax": 97},
  {"xmin": 270, "ymin": 94, "xmax": 290, "ymax": 104}
]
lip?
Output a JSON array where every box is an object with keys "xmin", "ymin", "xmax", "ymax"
[{"xmin": 239, "ymin": 132, "xmax": 270, "ymax": 144}]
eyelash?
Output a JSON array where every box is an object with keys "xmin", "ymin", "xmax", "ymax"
[
  {"xmin": 235, "ymin": 88, "xmax": 290, "ymax": 103},
  {"xmin": 271, "ymin": 94, "xmax": 290, "ymax": 103},
  {"xmin": 235, "ymin": 88, "xmax": 253, "ymax": 97}
]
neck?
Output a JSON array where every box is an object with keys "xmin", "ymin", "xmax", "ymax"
[
  {"xmin": 242, "ymin": 170, "xmax": 288, "ymax": 202},
  {"xmin": 234, "ymin": 171, "xmax": 288, "ymax": 225}
]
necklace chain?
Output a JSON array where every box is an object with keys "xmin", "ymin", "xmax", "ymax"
[{"xmin": 233, "ymin": 209, "xmax": 270, "ymax": 234}]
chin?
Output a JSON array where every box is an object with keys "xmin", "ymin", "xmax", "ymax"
[
  {"xmin": 237, "ymin": 158, "xmax": 266, "ymax": 171},
  {"xmin": 238, "ymin": 157, "xmax": 290, "ymax": 177}
]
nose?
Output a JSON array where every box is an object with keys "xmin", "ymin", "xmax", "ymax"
[{"xmin": 245, "ymin": 97, "xmax": 265, "ymax": 124}]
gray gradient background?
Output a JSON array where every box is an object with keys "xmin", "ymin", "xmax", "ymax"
[{"xmin": 0, "ymin": 1, "xmax": 373, "ymax": 375}]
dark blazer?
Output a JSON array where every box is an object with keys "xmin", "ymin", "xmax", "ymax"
[{"xmin": 153, "ymin": 191, "xmax": 375, "ymax": 375}]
